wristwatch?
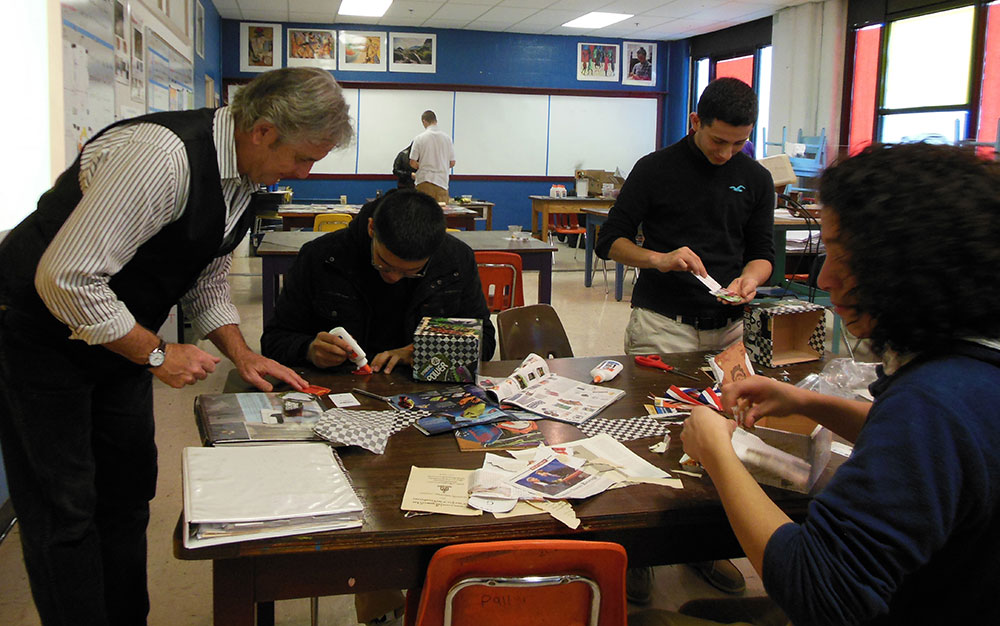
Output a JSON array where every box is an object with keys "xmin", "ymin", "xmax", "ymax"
[{"xmin": 147, "ymin": 338, "xmax": 167, "ymax": 368}]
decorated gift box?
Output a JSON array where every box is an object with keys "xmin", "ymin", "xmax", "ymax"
[
  {"xmin": 412, "ymin": 317, "xmax": 482, "ymax": 382},
  {"xmin": 744, "ymin": 301, "xmax": 825, "ymax": 367}
]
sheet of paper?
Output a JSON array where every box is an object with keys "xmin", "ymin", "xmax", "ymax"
[
  {"xmin": 328, "ymin": 393, "xmax": 361, "ymax": 408},
  {"xmin": 400, "ymin": 467, "xmax": 481, "ymax": 516},
  {"xmin": 731, "ymin": 428, "xmax": 811, "ymax": 490}
]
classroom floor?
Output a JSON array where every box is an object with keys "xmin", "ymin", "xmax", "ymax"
[{"xmin": 0, "ymin": 237, "xmax": 804, "ymax": 625}]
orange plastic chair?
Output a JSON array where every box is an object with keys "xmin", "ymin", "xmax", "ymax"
[
  {"xmin": 475, "ymin": 251, "xmax": 524, "ymax": 312},
  {"xmin": 549, "ymin": 213, "xmax": 587, "ymax": 259},
  {"xmin": 404, "ymin": 539, "xmax": 628, "ymax": 626},
  {"xmin": 313, "ymin": 213, "xmax": 353, "ymax": 232}
]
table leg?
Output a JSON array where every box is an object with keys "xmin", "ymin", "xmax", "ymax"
[
  {"xmin": 584, "ymin": 221, "xmax": 596, "ymax": 288},
  {"xmin": 261, "ymin": 256, "xmax": 277, "ymax": 325},
  {"xmin": 615, "ymin": 263, "xmax": 625, "ymax": 302},
  {"xmin": 538, "ymin": 257, "xmax": 553, "ymax": 304},
  {"xmin": 770, "ymin": 231, "xmax": 788, "ymax": 285},
  {"xmin": 214, "ymin": 559, "xmax": 256, "ymax": 626},
  {"xmin": 531, "ymin": 206, "xmax": 539, "ymax": 240}
]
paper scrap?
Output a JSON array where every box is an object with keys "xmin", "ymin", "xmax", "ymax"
[
  {"xmin": 328, "ymin": 393, "xmax": 361, "ymax": 408},
  {"xmin": 400, "ymin": 467, "xmax": 482, "ymax": 517}
]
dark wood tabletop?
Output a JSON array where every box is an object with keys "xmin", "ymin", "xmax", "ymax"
[{"xmin": 174, "ymin": 353, "xmax": 830, "ymax": 625}]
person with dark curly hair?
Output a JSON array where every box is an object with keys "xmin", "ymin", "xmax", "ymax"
[{"xmin": 640, "ymin": 143, "xmax": 1000, "ymax": 626}]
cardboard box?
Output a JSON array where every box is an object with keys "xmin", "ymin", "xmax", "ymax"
[
  {"xmin": 752, "ymin": 416, "xmax": 832, "ymax": 493},
  {"xmin": 412, "ymin": 317, "xmax": 482, "ymax": 382},
  {"xmin": 574, "ymin": 169, "xmax": 624, "ymax": 198},
  {"xmin": 744, "ymin": 301, "xmax": 825, "ymax": 367}
]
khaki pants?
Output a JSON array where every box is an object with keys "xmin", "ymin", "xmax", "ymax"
[
  {"xmin": 416, "ymin": 181, "xmax": 449, "ymax": 203},
  {"xmin": 625, "ymin": 306, "xmax": 743, "ymax": 355}
]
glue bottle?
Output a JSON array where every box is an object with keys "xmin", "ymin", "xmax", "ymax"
[
  {"xmin": 330, "ymin": 327, "xmax": 372, "ymax": 374},
  {"xmin": 589, "ymin": 359, "xmax": 623, "ymax": 383}
]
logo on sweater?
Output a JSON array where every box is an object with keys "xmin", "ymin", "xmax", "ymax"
[{"xmin": 729, "ymin": 185, "xmax": 746, "ymax": 192}]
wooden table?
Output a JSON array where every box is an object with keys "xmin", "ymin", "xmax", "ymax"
[
  {"xmin": 581, "ymin": 207, "xmax": 627, "ymax": 301},
  {"xmin": 528, "ymin": 195, "xmax": 614, "ymax": 243},
  {"xmin": 174, "ymin": 354, "xmax": 830, "ymax": 626},
  {"xmin": 278, "ymin": 205, "xmax": 478, "ymax": 232},
  {"xmin": 448, "ymin": 200, "xmax": 494, "ymax": 230},
  {"xmin": 256, "ymin": 230, "xmax": 558, "ymax": 324}
]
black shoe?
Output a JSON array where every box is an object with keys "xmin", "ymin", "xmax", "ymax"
[{"xmin": 689, "ymin": 559, "xmax": 746, "ymax": 594}]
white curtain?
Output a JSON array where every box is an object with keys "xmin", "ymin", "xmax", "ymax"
[{"xmin": 767, "ymin": 0, "xmax": 848, "ymax": 164}]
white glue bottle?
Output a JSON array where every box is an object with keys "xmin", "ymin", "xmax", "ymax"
[
  {"xmin": 330, "ymin": 327, "xmax": 373, "ymax": 374},
  {"xmin": 589, "ymin": 359, "xmax": 623, "ymax": 383}
]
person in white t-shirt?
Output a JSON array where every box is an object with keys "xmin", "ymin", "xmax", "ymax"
[{"xmin": 409, "ymin": 110, "xmax": 455, "ymax": 203}]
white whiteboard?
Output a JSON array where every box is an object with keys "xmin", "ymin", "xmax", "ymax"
[
  {"xmin": 547, "ymin": 96, "xmax": 657, "ymax": 177},
  {"xmin": 453, "ymin": 92, "xmax": 549, "ymax": 176},
  {"xmin": 313, "ymin": 86, "xmax": 657, "ymax": 178}
]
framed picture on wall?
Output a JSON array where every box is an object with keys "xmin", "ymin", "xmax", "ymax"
[
  {"xmin": 239, "ymin": 22, "xmax": 282, "ymax": 72},
  {"xmin": 577, "ymin": 43, "xmax": 620, "ymax": 82},
  {"xmin": 389, "ymin": 32, "xmax": 436, "ymax": 73},
  {"xmin": 195, "ymin": 1, "xmax": 205, "ymax": 58},
  {"xmin": 287, "ymin": 28, "xmax": 337, "ymax": 69},
  {"xmin": 622, "ymin": 42, "xmax": 655, "ymax": 86},
  {"xmin": 338, "ymin": 31, "xmax": 387, "ymax": 71},
  {"xmin": 205, "ymin": 75, "xmax": 216, "ymax": 108}
]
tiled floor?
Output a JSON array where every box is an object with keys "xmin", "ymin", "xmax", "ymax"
[{"xmin": 0, "ymin": 239, "xmax": 790, "ymax": 625}]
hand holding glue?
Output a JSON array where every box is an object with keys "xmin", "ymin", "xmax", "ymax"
[
  {"xmin": 590, "ymin": 359, "xmax": 623, "ymax": 383},
  {"xmin": 329, "ymin": 327, "xmax": 372, "ymax": 375}
]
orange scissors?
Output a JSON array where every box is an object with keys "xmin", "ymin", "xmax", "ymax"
[{"xmin": 634, "ymin": 355, "xmax": 701, "ymax": 381}]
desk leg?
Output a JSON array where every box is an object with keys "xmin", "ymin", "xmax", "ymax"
[
  {"xmin": 539, "ymin": 258, "xmax": 553, "ymax": 304},
  {"xmin": 615, "ymin": 263, "xmax": 625, "ymax": 301},
  {"xmin": 261, "ymin": 256, "xmax": 277, "ymax": 325},
  {"xmin": 531, "ymin": 207, "xmax": 539, "ymax": 240},
  {"xmin": 214, "ymin": 559, "xmax": 256, "ymax": 626},
  {"xmin": 584, "ymin": 222, "xmax": 596, "ymax": 288}
]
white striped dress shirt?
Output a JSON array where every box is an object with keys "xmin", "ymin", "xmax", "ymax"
[{"xmin": 34, "ymin": 107, "xmax": 257, "ymax": 344}]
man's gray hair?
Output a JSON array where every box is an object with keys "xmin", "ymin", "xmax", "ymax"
[{"xmin": 230, "ymin": 67, "xmax": 353, "ymax": 148}]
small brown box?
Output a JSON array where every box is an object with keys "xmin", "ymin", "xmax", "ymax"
[
  {"xmin": 744, "ymin": 301, "xmax": 825, "ymax": 367},
  {"xmin": 752, "ymin": 415, "xmax": 832, "ymax": 493},
  {"xmin": 575, "ymin": 169, "xmax": 624, "ymax": 197}
]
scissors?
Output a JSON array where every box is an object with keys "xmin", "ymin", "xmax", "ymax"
[{"xmin": 634, "ymin": 355, "xmax": 701, "ymax": 381}]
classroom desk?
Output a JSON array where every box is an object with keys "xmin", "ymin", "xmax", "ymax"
[
  {"xmin": 278, "ymin": 205, "xmax": 478, "ymax": 231},
  {"xmin": 771, "ymin": 215, "xmax": 822, "ymax": 287},
  {"xmin": 256, "ymin": 230, "xmax": 558, "ymax": 324},
  {"xmin": 581, "ymin": 207, "xmax": 627, "ymax": 301},
  {"xmin": 174, "ymin": 354, "xmax": 830, "ymax": 626},
  {"xmin": 450, "ymin": 200, "xmax": 494, "ymax": 230},
  {"xmin": 528, "ymin": 195, "xmax": 615, "ymax": 243}
]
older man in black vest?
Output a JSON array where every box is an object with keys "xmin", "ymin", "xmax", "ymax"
[{"xmin": 0, "ymin": 67, "xmax": 352, "ymax": 625}]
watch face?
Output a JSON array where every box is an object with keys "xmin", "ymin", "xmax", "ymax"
[{"xmin": 149, "ymin": 349, "xmax": 166, "ymax": 368}]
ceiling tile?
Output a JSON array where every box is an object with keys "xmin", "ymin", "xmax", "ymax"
[
  {"xmin": 383, "ymin": 1, "xmax": 445, "ymax": 19},
  {"xmin": 289, "ymin": 12, "xmax": 339, "ymax": 24},
  {"xmin": 288, "ymin": 0, "xmax": 333, "ymax": 11},
  {"xmin": 432, "ymin": 3, "xmax": 492, "ymax": 20},
  {"xmin": 512, "ymin": 8, "xmax": 583, "ymax": 28},
  {"xmin": 241, "ymin": 11, "xmax": 288, "ymax": 22}
]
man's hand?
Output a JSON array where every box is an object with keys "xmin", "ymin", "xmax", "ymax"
[
  {"xmin": 232, "ymin": 351, "xmax": 307, "ymax": 392},
  {"xmin": 650, "ymin": 246, "xmax": 707, "ymax": 276},
  {"xmin": 681, "ymin": 405, "xmax": 737, "ymax": 465},
  {"xmin": 307, "ymin": 331, "xmax": 351, "ymax": 369},
  {"xmin": 371, "ymin": 345, "xmax": 415, "ymax": 374},
  {"xmin": 151, "ymin": 343, "xmax": 220, "ymax": 389},
  {"xmin": 722, "ymin": 275, "xmax": 760, "ymax": 305}
]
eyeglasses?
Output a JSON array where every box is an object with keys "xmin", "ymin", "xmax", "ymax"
[{"xmin": 370, "ymin": 238, "xmax": 429, "ymax": 278}]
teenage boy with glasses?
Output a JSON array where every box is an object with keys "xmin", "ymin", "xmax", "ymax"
[{"xmin": 262, "ymin": 188, "xmax": 495, "ymax": 375}]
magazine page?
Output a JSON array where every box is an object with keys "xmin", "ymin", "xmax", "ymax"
[
  {"xmin": 482, "ymin": 353, "xmax": 551, "ymax": 402},
  {"xmin": 502, "ymin": 374, "xmax": 625, "ymax": 424},
  {"xmin": 388, "ymin": 384, "xmax": 510, "ymax": 435}
]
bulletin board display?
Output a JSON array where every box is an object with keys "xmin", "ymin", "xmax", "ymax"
[
  {"xmin": 62, "ymin": 0, "xmax": 116, "ymax": 167},
  {"xmin": 146, "ymin": 27, "xmax": 194, "ymax": 113}
]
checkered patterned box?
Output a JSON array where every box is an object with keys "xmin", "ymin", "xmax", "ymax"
[
  {"xmin": 744, "ymin": 301, "xmax": 825, "ymax": 368},
  {"xmin": 412, "ymin": 317, "xmax": 482, "ymax": 382}
]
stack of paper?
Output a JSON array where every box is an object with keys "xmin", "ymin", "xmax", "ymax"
[{"xmin": 182, "ymin": 443, "xmax": 363, "ymax": 549}]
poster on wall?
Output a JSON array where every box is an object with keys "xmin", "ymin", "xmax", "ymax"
[
  {"xmin": 577, "ymin": 43, "xmax": 619, "ymax": 82},
  {"xmin": 240, "ymin": 22, "xmax": 281, "ymax": 72},
  {"xmin": 338, "ymin": 31, "xmax": 386, "ymax": 71},
  {"xmin": 62, "ymin": 0, "xmax": 115, "ymax": 165},
  {"xmin": 389, "ymin": 32, "xmax": 436, "ymax": 73},
  {"xmin": 195, "ymin": 1, "xmax": 205, "ymax": 58},
  {"xmin": 622, "ymin": 42, "xmax": 655, "ymax": 87},
  {"xmin": 113, "ymin": 0, "xmax": 129, "ymax": 84},
  {"xmin": 130, "ymin": 12, "xmax": 145, "ymax": 103},
  {"xmin": 287, "ymin": 28, "xmax": 337, "ymax": 69}
]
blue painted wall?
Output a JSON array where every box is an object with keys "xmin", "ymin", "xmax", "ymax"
[
  {"xmin": 194, "ymin": 0, "xmax": 222, "ymax": 108},
  {"xmin": 220, "ymin": 19, "xmax": 687, "ymax": 230}
]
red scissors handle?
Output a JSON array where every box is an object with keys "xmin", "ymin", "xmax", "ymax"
[{"xmin": 634, "ymin": 355, "xmax": 701, "ymax": 381}]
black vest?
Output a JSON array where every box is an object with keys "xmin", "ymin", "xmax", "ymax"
[{"xmin": 0, "ymin": 108, "xmax": 257, "ymax": 340}]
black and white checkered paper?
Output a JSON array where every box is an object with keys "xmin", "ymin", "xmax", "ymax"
[
  {"xmin": 313, "ymin": 409, "xmax": 430, "ymax": 454},
  {"xmin": 576, "ymin": 416, "xmax": 671, "ymax": 442}
]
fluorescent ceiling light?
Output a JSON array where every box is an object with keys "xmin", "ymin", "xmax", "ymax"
[
  {"xmin": 339, "ymin": 0, "xmax": 392, "ymax": 17},
  {"xmin": 562, "ymin": 12, "xmax": 633, "ymax": 29}
]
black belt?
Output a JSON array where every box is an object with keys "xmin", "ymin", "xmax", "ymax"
[{"xmin": 666, "ymin": 311, "xmax": 743, "ymax": 330}]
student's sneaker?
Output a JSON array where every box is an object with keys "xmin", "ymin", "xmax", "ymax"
[
  {"xmin": 625, "ymin": 566, "xmax": 654, "ymax": 605},
  {"xmin": 689, "ymin": 559, "xmax": 746, "ymax": 594}
]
